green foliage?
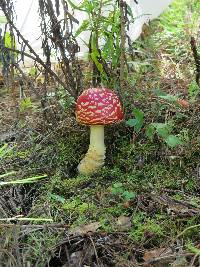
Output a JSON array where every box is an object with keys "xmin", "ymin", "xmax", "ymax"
[
  {"xmin": 57, "ymin": 86, "xmax": 75, "ymax": 111},
  {"xmin": 129, "ymin": 212, "xmax": 165, "ymax": 242},
  {"xmin": 19, "ymin": 97, "xmax": 34, "ymax": 112},
  {"xmin": 1, "ymin": 0, "xmax": 200, "ymax": 264},
  {"xmin": 126, "ymin": 109, "xmax": 184, "ymax": 148},
  {"xmin": 126, "ymin": 109, "xmax": 144, "ymax": 133},
  {"xmin": 68, "ymin": 0, "xmax": 132, "ymax": 86},
  {"xmin": 62, "ymin": 197, "xmax": 96, "ymax": 215},
  {"xmin": 28, "ymin": 67, "xmax": 38, "ymax": 77},
  {"xmin": 111, "ymin": 182, "xmax": 136, "ymax": 201},
  {"xmin": 188, "ymin": 80, "xmax": 200, "ymax": 101},
  {"xmin": 0, "ymin": 144, "xmax": 9, "ymax": 161},
  {"xmin": 149, "ymin": 122, "xmax": 184, "ymax": 147}
]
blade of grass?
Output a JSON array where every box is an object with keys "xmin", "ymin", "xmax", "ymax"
[
  {"xmin": 0, "ymin": 217, "xmax": 53, "ymax": 222},
  {"xmin": 0, "ymin": 171, "xmax": 16, "ymax": 179},
  {"xmin": 0, "ymin": 174, "xmax": 47, "ymax": 186}
]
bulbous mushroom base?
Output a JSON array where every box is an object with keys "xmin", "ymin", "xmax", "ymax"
[
  {"xmin": 78, "ymin": 148, "xmax": 105, "ymax": 175},
  {"xmin": 77, "ymin": 125, "xmax": 106, "ymax": 175}
]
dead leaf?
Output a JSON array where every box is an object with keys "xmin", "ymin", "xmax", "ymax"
[
  {"xmin": 176, "ymin": 99, "xmax": 189, "ymax": 108},
  {"xmin": 143, "ymin": 248, "xmax": 169, "ymax": 262},
  {"xmin": 123, "ymin": 201, "xmax": 134, "ymax": 209},
  {"xmin": 116, "ymin": 215, "xmax": 132, "ymax": 231},
  {"xmin": 69, "ymin": 222, "xmax": 101, "ymax": 235}
]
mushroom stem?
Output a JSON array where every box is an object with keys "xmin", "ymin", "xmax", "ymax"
[{"xmin": 78, "ymin": 125, "xmax": 106, "ymax": 175}]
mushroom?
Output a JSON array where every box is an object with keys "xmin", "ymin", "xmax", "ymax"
[{"xmin": 76, "ymin": 87, "xmax": 124, "ymax": 175}]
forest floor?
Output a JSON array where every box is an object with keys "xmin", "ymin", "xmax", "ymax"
[{"xmin": 0, "ymin": 0, "xmax": 200, "ymax": 266}]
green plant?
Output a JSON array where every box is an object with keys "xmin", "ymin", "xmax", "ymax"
[
  {"xmin": 126, "ymin": 108, "xmax": 144, "ymax": 133},
  {"xmin": 19, "ymin": 97, "xmax": 34, "ymax": 112},
  {"xmin": 111, "ymin": 182, "xmax": 136, "ymax": 201},
  {"xmin": 0, "ymin": 174, "xmax": 47, "ymax": 186},
  {"xmin": 126, "ymin": 109, "xmax": 184, "ymax": 148},
  {"xmin": 130, "ymin": 212, "xmax": 165, "ymax": 242},
  {"xmin": 0, "ymin": 144, "xmax": 9, "ymax": 161},
  {"xmin": 147, "ymin": 122, "xmax": 184, "ymax": 147},
  {"xmin": 68, "ymin": 0, "xmax": 132, "ymax": 87},
  {"xmin": 188, "ymin": 80, "xmax": 200, "ymax": 101}
]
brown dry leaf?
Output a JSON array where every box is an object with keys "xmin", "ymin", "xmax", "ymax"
[
  {"xmin": 116, "ymin": 215, "xmax": 132, "ymax": 231},
  {"xmin": 176, "ymin": 99, "xmax": 189, "ymax": 108},
  {"xmin": 69, "ymin": 222, "xmax": 101, "ymax": 235},
  {"xmin": 143, "ymin": 248, "xmax": 169, "ymax": 262}
]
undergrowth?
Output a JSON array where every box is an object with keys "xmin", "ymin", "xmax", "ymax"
[{"xmin": 0, "ymin": 0, "xmax": 200, "ymax": 266}]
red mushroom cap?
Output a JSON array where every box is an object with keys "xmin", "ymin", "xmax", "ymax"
[{"xmin": 76, "ymin": 88, "xmax": 124, "ymax": 125}]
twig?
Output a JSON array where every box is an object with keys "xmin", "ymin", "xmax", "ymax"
[
  {"xmin": 89, "ymin": 235, "xmax": 101, "ymax": 267},
  {"xmin": 119, "ymin": 0, "xmax": 126, "ymax": 90},
  {"xmin": 173, "ymin": 224, "xmax": 200, "ymax": 242},
  {"xmin": 190, "ymin": 37, "xmax": 200, "ymax": 87},
  {"xmin": 190, "ymin": 253, "xmax": 198, "ymax": 267}
]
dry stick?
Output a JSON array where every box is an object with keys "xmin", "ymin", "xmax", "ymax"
[
  {"xmin": 45, "ymin": 0, "xmax": 77, "ymax": 96},
  {"xmin": 89, "ymin": 235, "xmax": 101, "ymax": 267},
  {"xmin": 190, "ymin": 253, "xmax": 198, "ymax": 267},
  {"xmin": 119, "ymin": 0, "xmax": 126, "ymax": 90},
  {"xmin": 0, "ymin": 2, "xmax": 76, "ymax": 98},
  {"xmin": 190, "ymin": 37, "xmax": 200, "ymax": 87}
]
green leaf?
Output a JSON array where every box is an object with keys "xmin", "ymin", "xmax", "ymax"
[
  {"xmin": 0, "ymin": 171, "xmax": 16, "ymax": 179},
  {"xmin": 126, "ymin": 119, "xmax": 138, "ymax": 127},
  {"xmin": 19, "ymin": 97, "xmax": 33, "ymax": 112},
  {"xmin": 154, "ymin": 89, "xmax": 178, "ymax": 102},
  {"xmin": 126, "ymin": 109, "xmax": 144, "ymax": 133},
  {"xmin": 165, "ymin": 135, "xmax": 183, "ymax": 147},
  {"xmin": 151, "ymin": 123, "xmax": 171, "ymax": 138},
  {"xmin": 67, "ymin": 0, "xmax": 86, "ymax": 12},
  {"xmin": 48, "ymin": 193, "xmax": 65, "ymax": 203},
  {"xmin": 111, "ymin": 182, "xmax": 124, "ymax": 195},
  {"xmin": 90, "ymin": 33, "xmax": 103, "ymax": 73},
  {"xmin": 158, "ymin": 94, "xmax": 178, "ymax": 102},
  {"xmin": 75, "ymin": 19, "xmax": 90, "ymax": 37},
  {"xmin": 122, "ymin": 191, "xmax": 136, "ymax": 201}
]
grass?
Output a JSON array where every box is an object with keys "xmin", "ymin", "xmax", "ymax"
[{"xmin": 0, "ymin": 0, "xmax": 200, "ymax": 266}]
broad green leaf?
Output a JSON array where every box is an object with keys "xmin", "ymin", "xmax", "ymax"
[
  {"xmin": 48, "ymin": 193, "xmax": 65, "ymax": 203},
  {"xmin": 151, "ymin": 123, "xmax": 171, "ymax": 138},
  {"xmin": 126, "ymin": 109, "xmax": 144, "ymax": 133},
  {"xmin": 165, "ymin": 135, "xmax": 183, "ymax": 147},
  {"xmin": 154, "ymin": 89, "xmax": 178, "ymax": 102},
  {"xmin": 122, "ymin": 191, "xmax": 136, "ymax": 201},
  {"xmin": 126, "ymin": 119, "xmax": 138, "ymax": 127}
]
